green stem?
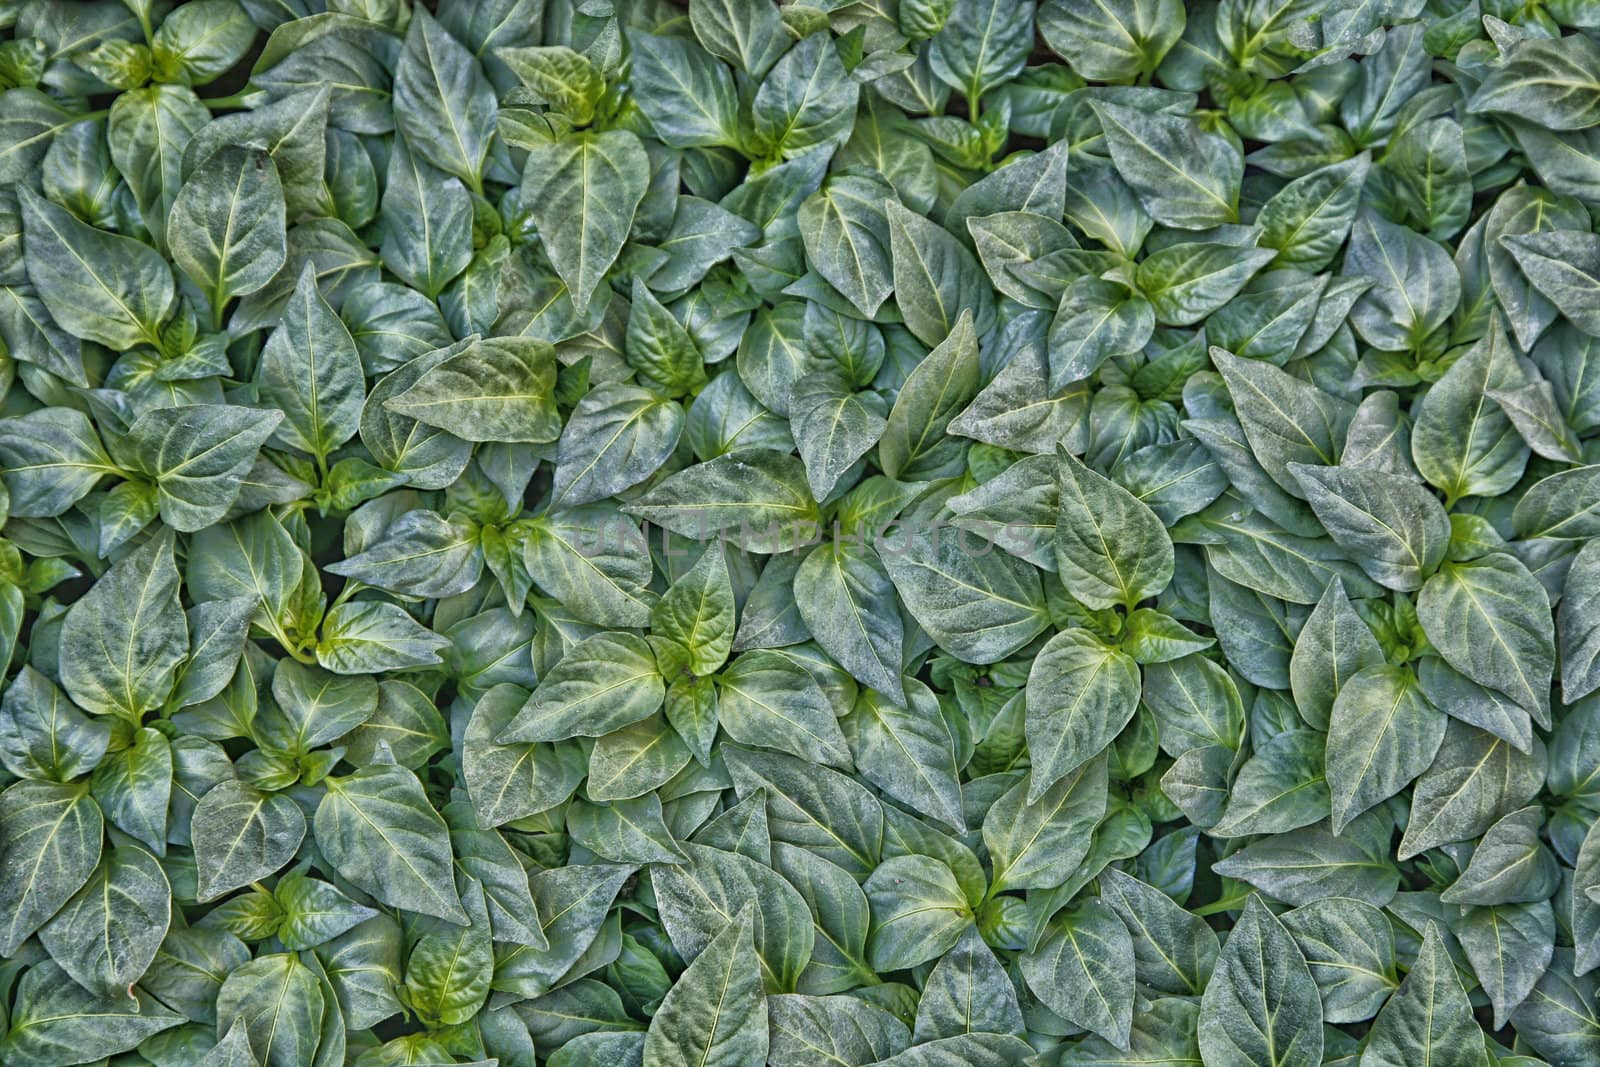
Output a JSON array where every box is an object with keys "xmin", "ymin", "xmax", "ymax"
[
  {"xmin": 328, "ymin": 580, "xmax": 362, "ymax": 612},
  {"xmin": 1194, "ymin": 892, "xmax": 1251, "ymax": 917},
  {"xmin": 204, "ymin": 91, "xmax": 252, "ymax": 111},
  {"xmin": 266, "ymin": 617, "xmax": 317, "ymax": 665}
]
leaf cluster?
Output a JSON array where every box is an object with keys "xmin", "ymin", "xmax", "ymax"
[{"xmin": 3, "ymin": 1, "xmax": 1600, "ymax": 1066}]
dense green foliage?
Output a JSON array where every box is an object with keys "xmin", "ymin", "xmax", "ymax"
[{"xmin": 4, "ymin": 0, "xmax": 1600, "ymax": 1065}]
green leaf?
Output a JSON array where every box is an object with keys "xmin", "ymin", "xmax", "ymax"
[
  {"xmin": 551, "ymin": 384, "xmax": 684, "ymax": 509},
  {"xmin": 1197, "ymin": 895, "xmax": 1323, "ymax": 1067},
  {"xmin": 1288, "ymin": 462, "xmax": 1450, "ymax": 592},
  {"xmin": 1326, "ymin": 664, "xmax": 1445, "ymax": 833},
  {"xmin": 1137, "ymin": 242, "xmax": 1275, "ymax": 327},
  {"xmin": 521, "ymin": 506, "xmax": 655, "ymax": 627},
  {"xmin": 1400, "ymin": 721, "xmax": 1547, "ymax": 859},
  {"xmin": 625, "ymin": 449, "xmax": 822, "ymax": 554},
  {"xmin": 651, "ymin": 543, "xmax": 736, "ymax": 677},
  {"xmin": 1047, "ymin": 278, "xmax": 1155, "ymax": 388},
  {"xmin": 690, "ymin": 0, "xmax": 789, "ymax": 76},
  {"xmin": 1455, "ymin": 901, "xmax": 1556, "ymax": 1033},
  {"xmin": 1513, "ymin": 464, "xmax": 1600, "ymax": 540},
  {"xmin": 1288, "ymin": 577, "xmax": 1385, "ymax": 731},
  {"xmin": 845, "ymin": 682, "xmax": 964, "ymax": 832},
  {"xmin": 1024, "ymin": 629, "xmax": 1140, "ymax": 801},
  {"xmin": 60, "ymin": 532, "xmax": 186, "ymax": 721},
  {"xmin": 1054, "ymin": 445, "xmax": 1174, "ymax": 610},
  {"xmin": 0, "ymin": 960, "xmax": 181, "ymax": 1067},
  {"xmin": 463, "ymin": 685, "xmax": 586, "ymax": 827},
  {"xmin": 496, "ymin": 45, "xmax": 605, "ymax": 126},
  {"xmin": 256, "ymin": 263, "xmax": 365, "ymax": 462},
  {"xmin": 887, "ymin": 203, "xmax": 995, "ymax": 347},
  {"xmin": 89, "ymin": 725, "xmax": 171, "ymax": 855},
  {"xmin": 795, "ymin": 540, "xmax": 904, "ymax": 702},
  {"xmin": 1057, "ymin": 997, "xmax": 1202, "ymax": 1067},
  {"xmin": 199, "ymin": 1019, "xmax": 259, "ymax": 1067},
  {"xmin": 0, "ymin": 89, "xmax": 79, "ymax": 185},
  {"xmin": 643, "ymin": 908, "xmax": 769, "ymax": 1067},
  {"xmin": 717, "ymin": 649, "xmax": 851, "ymax": 767},
  {"xmin": 983, "ymin": 755, "xmax": 1107, "ymax": 894},
  {"xmin": 216, "ymin": 953, "xmax": 325, "ymax": 1067},
  {"xmin": 1441, "ymin": 806, "xmax": 1559, "ymax": 906},
  {"xmin": 379, "ymin": 137, "xmax": 473, "ymax": 299},
  {"xmin": 498, "ymin": 632, "xmax": 664, "ymax": 743},
  {"xmin": 394, "ymin": 8, "xmax": 496, "ymax": 187},
  {"xmin": 865, "ymin": 854, "xmax": 972, "ymax": 971},
  {"xmin": 626, "ymin": 279, "xmax": 709, "ymax": 397},
  {"xmin": 1345, "ymin": 209, "xmax": 1460, "ymax": 352},
  {"xmin": 1279, "ymin": 897, "xmax": 1397, "ymax": 1024},
  {"xmin": 750, "ymin": 33, "xmax": 858, "ymax": 161},
  {"xmin": 656, "ymin": 840, "xmax": 813, "ymax": 992},
  {"xmin": 1418, "ymin": 554, "xmax": 1555, "ymax": 723},
  {"xmin": 125, "ymin": 404, "xmax": 284, "ymax": 533},
  {"xmin": 569, "ymin": 795, "xmax": 684, "ymax": 865},
  {"xmin": 151, "ymin": 0, "xmax": 256, "ymax": 86},
  {"xmin": 1362, "ymin": 923, "xmax": 1487, "ymax": 1067},
  {"xmin": 929, "ymin": 0, "xmax": 1035, "ymax": 102},
  {"xmin": 192, "ymin": 780, "xmax": 307, "ymax": 902},
  {"xmin": 404, "ymin": 875, "xmax": 493, "ymax": 1026},
  {"xmin": 1212, "ymin": 729, "xmax": 1329, "ymax": 837},
  {"xmin": 325, "ymin": 509, "xmax": 483, "ymax": 599},
  {"xmin": 1488, "ymin": 380, "xmax": 1583, "ymax": 464},
  {"xmin": 1509, "ymin": 952, "xmax": 1600, "ymax": 1064},
  {"xmin": 1502, "ymin": 230, "xmax": 1600, "ymax": 338},
  {"xmin": 494, "ymin": 863, "xmax": 635, "ymax": 999},
  {"xmin": 169, "ymin": 145, "xmax": 286, "ymax": 322},
  {"xmin": 1093, "ymin": 101, "xmax": 1240, "ymax": 229},
  {"xmin": 798, "ymin": 173, "xmax": 896, "ymax": 319},
  {"xmin": 724, "ymin": 746, "xmax": 883, "ymax": 877},
  {"xmin": 1100, "ymin": 868, "xmax": 1219, "ymax": 996},
  {"xmin": 769, "ymin": 993, "xmax": 910, "ymax": 1065},
  {"xmin": 880, "ymin": 310, "xmax": 980, "ymax": 479},
  {"xmin": 0, "ymin": 408, "xmax": 118, "ymax": 519},
  {"xmin": 521, "ymin": 130, "xmax": 649, "ymax": 314},
  {"xmin": 316, "ymin": 601, "xmax": 448, "ymax": 674},
  {"xmin": 1021, "ymin": 900, "xmax": 1134, "ymax": 1050},
  {"xmin": 1389, "ymin": 117, "xmax": 1472, "ymax": 240},
  {"xmin": 275, "ymin": 869, "xmax": 377, "ymax": 951},
  {"xmin": 1211, "ymin": 347, "xmax": 1354, "ymax": 497},
  {"xmin": 1412, "ymin": 323, "xmax": 1528, "ymax": 501},
  {"xmin": 0, "ymin": 666, "xmax": 110, "ymax": 782},
  {"xmin": 314, "ymin": 764, "xmax": 467, "ymax": 923},
  {"xmin": 1469, "ymin": 33, "xmax": 1600, "ymax": 131},
  {"xmin": 386, "ymin": 336, "xmax": 561, "ymax": 444},
  {"xmin": 914, "ymin": 924, "xmax": 1023, "ymax": 1040},
  {"xmin": 18, "ymin": 183, "xmax": 174, "ymax": 349},
  {"xmin": 0, "ymin": 780, "xmax": 103, "ymax": 956},
  {"xmin": 187, "ymin": 510, "xmax": 303, "ymax": 627},
  {"xmin": 881, "ymin": 514, "xmax": 1050, "ymax": 664},
  {"xmin": 1257, "ymin": 154, "xmax": 1371, "ymax": 271},
  {"xmin": 38, "ymin": 845, "xmax": 170, "ymax": 999},
  {"xmin": 108, "ymin": 84, "xmax": 210, "ymax": 252},
  {"xmin": 1038, "ymin": 0, "xmax": 1183, "ymax": 82},
  {"xmin": 628, "ymin": 32, "xmax": 741, "ymax": 150},
  {"xmin": 1561, "ymin": 540, "xmax": 1600, "ymax": 702}
]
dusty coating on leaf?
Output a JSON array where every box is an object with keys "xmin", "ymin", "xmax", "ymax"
[{"xmin": 3, "ymin": 2, "xmax": 1600, "ymax": 1065}]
